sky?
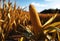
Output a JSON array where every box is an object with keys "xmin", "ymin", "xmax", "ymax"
[{"xmin": 1, "ymin": 0, "xmax": 60, "ymax": 12}]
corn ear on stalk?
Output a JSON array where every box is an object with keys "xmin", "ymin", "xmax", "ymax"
[
  {"xmin": 29, "ymin": 4, "xmax": 45, "ymax": 39},
  {"xmin": 29, "ymin": 4, "xmax": 42, "ymax": 27}
]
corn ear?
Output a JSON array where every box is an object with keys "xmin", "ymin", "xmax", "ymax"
[
  {"xmin": 29, "ymin": 4, "xmax": 45, "ymax": 39},
  {"xmin": 29, "ymin": 4, "xmax": 42, "ymax": 35},
  {"xmin": 29, "ymin": 4, "xmax": 42, "ymax": 27}
]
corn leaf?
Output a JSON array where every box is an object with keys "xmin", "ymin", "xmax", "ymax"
[{"xmin": 43, "ymin": 14, "xmax": 57, "ymax": 27}]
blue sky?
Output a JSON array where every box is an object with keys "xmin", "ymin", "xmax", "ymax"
[{"xmin": 3, "ymin": 0, "xmax": 60, "ymax": 12}]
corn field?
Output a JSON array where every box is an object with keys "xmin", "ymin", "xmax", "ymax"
[{"xmin": 0, "ymin": 0, "xmax": 60, "ymax": 41}]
